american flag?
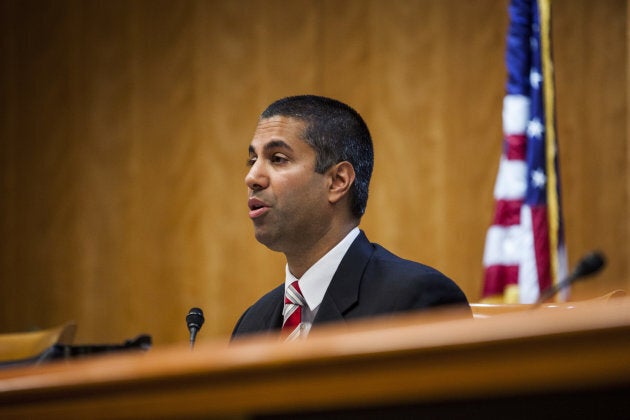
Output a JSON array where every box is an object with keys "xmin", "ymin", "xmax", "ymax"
[{"xmin": 481, "ymin": 0, "xmax": 567, "ymax": 303}]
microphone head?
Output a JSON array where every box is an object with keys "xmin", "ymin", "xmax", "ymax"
[
  {"xmin": 573, "ymin": 251, "xmax": 606, "ymax": 279},
  {"xmin": 186, "ymin": 307, "xmax": 205, "ymax": 330}
]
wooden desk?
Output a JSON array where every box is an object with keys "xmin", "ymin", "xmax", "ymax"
[{"xmin": 1, "ymin": 299, "xmax": 629, "ymax": 419}]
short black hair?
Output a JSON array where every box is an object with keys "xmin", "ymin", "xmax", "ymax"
[{"xmin": 261, "ymin": 95, "xmax": 374, "ymax": 218}]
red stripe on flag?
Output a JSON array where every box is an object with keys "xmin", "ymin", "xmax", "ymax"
[
  {"xmin": 492, "ymin": 199, "xmax": 523, "ymax": 226},
  {"xmin": 482, "ymin": 265, "xmax": 519, "ymax": 298},
  {"xmin": 505, "ymin": 134, "xmax": 526, "ymax": 160},
  {"xmin": 530, "ymin": 205, "xmax": 551, "ymax": 293}
]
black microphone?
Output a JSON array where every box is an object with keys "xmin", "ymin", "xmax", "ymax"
[
  {"xmin": 537, "ymin": 251, "xmax": 606, "ymax": 303},
  {"xmin": 186, "ymin": 307, "xmax": 205, "ymax": 349}
]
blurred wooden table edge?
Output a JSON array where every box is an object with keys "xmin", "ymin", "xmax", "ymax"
[{"xmin": 0, "ymin": 297, "xmax": 629, "ymax": 419}]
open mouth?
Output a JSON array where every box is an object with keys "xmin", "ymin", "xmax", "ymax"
[{"xmin": 248, "ymin": 198, "xmax": 269, "ymax": 219}]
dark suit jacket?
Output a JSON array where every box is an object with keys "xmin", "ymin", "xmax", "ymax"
[{"xmin": 231, "ymin": 231, "xmax": 470, "ymax": 339}]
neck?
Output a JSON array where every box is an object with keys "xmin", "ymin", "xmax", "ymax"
[{"xmin": 285, "ymin": 222, "xmax": 358, "ymax": 278}]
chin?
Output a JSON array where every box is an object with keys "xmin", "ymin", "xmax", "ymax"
[{"xmin": 254, "ymin": 230, "xmax": 282, "ymax": 252}]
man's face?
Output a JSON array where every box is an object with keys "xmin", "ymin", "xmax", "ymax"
[{"xmin": 245, "ymin": 116, "xmax": 331, "ymax": 253}]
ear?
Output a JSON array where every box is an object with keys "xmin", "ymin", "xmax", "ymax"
[{"xmin": 327, "ymin": 161, "xmax": 355, "ymax": 205}]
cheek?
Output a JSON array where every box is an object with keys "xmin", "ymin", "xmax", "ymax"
[
  {"xmin": 275, "ymin": 170, "xmax": 328, "ymax": 209},
  {"xmin": 299, "ymin": 182, "xmax": 329, "ymax": 212}
]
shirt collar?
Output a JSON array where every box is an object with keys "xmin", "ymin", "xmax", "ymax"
[{"xmin": 285, "ymin": 227, "xmax": 360, "ymax": 311}]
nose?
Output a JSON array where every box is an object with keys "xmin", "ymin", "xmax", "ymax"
[{"xmin": 245, "ymin": 160, "xmax": 268, "ymax": 191}]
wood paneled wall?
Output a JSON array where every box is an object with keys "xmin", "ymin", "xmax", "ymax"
[{"xmin": 0, "ymin": 0, "xmax": 627, "ymax": 345}]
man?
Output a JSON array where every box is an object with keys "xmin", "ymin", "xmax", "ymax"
[{"xmin": 232, "ymin": 95, "xmax": 469, "ymax": 340}]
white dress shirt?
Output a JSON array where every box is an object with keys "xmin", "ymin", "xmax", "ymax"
[{"xmin": 284, "ymin": 227, "xmax": 360, "ymax": 337}]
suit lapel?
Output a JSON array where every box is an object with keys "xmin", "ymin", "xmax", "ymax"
[
  {"xmin": 268, "ymin": 297, "xmax": 284, "ymax": 330},
  {"xmin": 266, "ymin": 286, "xmax": 285, "ymax": 331},
  {"xmin": 313, "ymin": 231, "xmax": 374, "ymax": 325},
  {"xmin": 248, "ymin": 284, "xmax": 284, "ymax": 333}
]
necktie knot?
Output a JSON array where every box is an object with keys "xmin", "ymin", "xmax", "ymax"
[{"xmin": 284, "ymin": 281, "xmax": 305, "ymax": 306}]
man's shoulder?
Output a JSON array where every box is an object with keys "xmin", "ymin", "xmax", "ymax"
[
  {"xmin": 360, "ymin": 241, "xmax": 469, "ymax": 307},
  {"xmin": 347, "ymin": 231, "xmax": 450, "ymax": 280},
  {"xmin": 369, "ymin": 243, "xmax": 445, "ymax": 277}
]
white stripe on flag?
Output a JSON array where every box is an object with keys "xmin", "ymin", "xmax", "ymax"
[
  {"xmin": 493, "ymin": 157, "xmax": 528, "ymax": 200},
  {"xmin": 483, "ymin": 225, "xmax": 523, "ymax": 267},
  {"xmin": 518, "ymin": 205, "xmax": 540, "ymax": 303},
  {"xmin": 503, "ymin": 95, "xmax": 530, "ymax": 134}
]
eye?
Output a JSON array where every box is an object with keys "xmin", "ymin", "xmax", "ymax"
[
  {"xmin": 270, "ymin": 154, "xmax": 289, "ymax": 164},
  {"xmin": 246, "ymin": 156, "xmax": 257, "ymax": 167}
]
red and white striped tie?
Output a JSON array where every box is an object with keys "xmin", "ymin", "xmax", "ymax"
[{"xmin": 282, "ymin": 281, "xmax": 306, "ymax": 341}]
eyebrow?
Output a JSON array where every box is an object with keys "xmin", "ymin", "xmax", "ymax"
[{"xmin": 248, "ymin": 139, "xmax": 294, "ymax": 154}]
